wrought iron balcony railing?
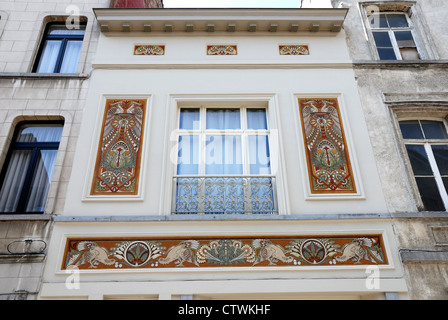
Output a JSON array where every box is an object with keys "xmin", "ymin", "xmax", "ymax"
[{"xmin": 172, "ymin": 176, "xmax": 277, "ymax": 215}]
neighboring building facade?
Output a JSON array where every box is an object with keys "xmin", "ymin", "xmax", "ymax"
[
  {"xmin": 36, "ymin": 2, "xmax": 408, "ymax": 300},
  {"xmin": 333, "ymin": 0, "xmax": 448, "ymax": 299},
  {"xmin": 0, "ymin": 0, "xmax": 106, "ymax": 300}
]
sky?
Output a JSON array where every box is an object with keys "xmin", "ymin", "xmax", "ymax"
[{"xmin": 163, "ymin": 0, "xmax": 304, "ymax": 8}]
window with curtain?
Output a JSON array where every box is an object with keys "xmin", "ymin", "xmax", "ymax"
[
  {"xmin": 33, "ymin": 23, "xmax": 85, "ymax": 73},
  {"xmin": 0, "ymin": 122, "xmax": 63, "ymax": 214},
  {"xmin": 174, "ymin": 107, "xmax": 276, "ymax": 214},
  {"xmin": 399, "ymin": 120, "xmax": 448, "ymax": 211}
]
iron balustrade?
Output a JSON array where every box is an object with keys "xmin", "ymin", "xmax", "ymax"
[{"xmin": 172, "ymin": 175, "xmax": 277, "ymax": 215}]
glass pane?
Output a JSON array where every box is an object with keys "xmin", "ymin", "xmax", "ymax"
[
  {"xmin": 400, "ymin": 48, "xmax": 420, "ymax": 60},
  {"xmin": 206, "ymin": 109, "xmax": 240, "ymax": 130},
  {"xmin": 421, "ymin": 121, "xmax": 448, "ymax": 139},
  {"xmin": 386, "ymin": 14, "xmax": 409, "ymax": 28},
  {"xmin": 179, "ymin": 108, "xmax": 200, "ymax": 130},
  {"xmin": 249, "ymin": 135, "xmax": 271, "ymax": 175},
  {"xmin": 369, "ymin": 14, "xmax": 388, "ymax": 28},
  {"xmin": 399, "ymin": 121, "xmax": 424, "ymax": 139},
  {"xmin": 377, "ymin": 48, "xmax": 397, "ymax": 60},
  {"xmin": 394, "ymin": 31, "xmax": 415, "ymax": 47},
  {"xmin": 25, "ymin": 150, "xmax": 58, "ymax": 212},
  {"xmin": 59, "ymin": 40, "xmax": 82, "ymax": 73},
  {"xmin": 177, "ymin": 135, "xmax": 199, "ymax": 175},
  {"xmin": 372, "ymin": 31, "xmax": 393, "ymax": 47},
  {"xmin": 48, "ymin": 25, "xmax": 85, "ymax": 36},
  {"xmin": 442, "ymin": 177, "xmax": 448, "ymax": 195},
  {"xmin": 206, "ymin": 135, "xmax": 242, "ymax": 175},
  {"xmin": 0, "ymin": 150, "xmax": 32, "ymax": 212},
  {"xmin": 405, "ymin": 144, "xmax": 432, "ymax": 175},
  {"xmin": 247, "ymin": 109, "xmax": 267, "ymax": 130},
  {"xmin": 432, "ymin": 145, "xmax": 448, "ymax": 175},
  {"xmin": 16, "ymin": 124, "xmax": 63, "ymax": 143},
  {"xmin": 36, "ymin": 40, "xmax": 62, "ymax": 73},
  {"xmin": 415, "ymin": 177, "xmax": 445, "ymax": 211}
]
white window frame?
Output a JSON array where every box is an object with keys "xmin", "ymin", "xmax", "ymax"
[
  {"xmin": 161, "ymin": 94, "xmax": 289, "ymax": 216},
  {"xmin": 400, "ymin": 120, "xmax": 448, "ymax": 211},
  {"xmin": 368, "ymin": 11, "xmax": 419, "ymax": 61}
]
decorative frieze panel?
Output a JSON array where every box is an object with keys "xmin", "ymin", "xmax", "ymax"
[
  {"xmin": 279, "ymin": 45, "xmax": 309, "ymax": 55},
  {"xmin": 90, "ymin": 99, "xmax": 147, "ymax": 195},
  {"xmin": 62, "ymin": 235, "xmax": 387, "ymax": 270},
  {"xmin": 298, "ymin": 98, "xmax": 357, "ymax": 194},
  {"xmin": 134, "ymin": 44, "xmax": 165, "ymax": 55},
  {"xmin": 207, "ymin": 45, "xmax": 238, "ymax": 55}
]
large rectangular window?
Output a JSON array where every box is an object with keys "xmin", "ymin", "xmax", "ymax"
[
  {"xmin": 0, "ymin": 122, "xmax": 63, "ymax": 213},
  {"xmin": 399, "ymin": 120, "xmax": 448, "ymax": 211},
  {"xmin": 33, "ymin": 23, "xmax": 85, "ymax": 73},
  {"xmin": 173, "ymin": 107, "xmax": 276, "ymax": 214}
]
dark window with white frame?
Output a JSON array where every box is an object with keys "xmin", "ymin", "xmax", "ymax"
[
  {"xmin": 368, "ymin": 11, "xmax": 420, "ymax": 60},
  {"xmin": 0, "ymin": 122, "xmax": 63, "ymax": 214},
  {"xmin": 399, "ymin": 120, "xmax": 448, "ymax": 211},
  {"xmin": 33, "ymin": 23, "xmax": 86, "ymax": 73}
]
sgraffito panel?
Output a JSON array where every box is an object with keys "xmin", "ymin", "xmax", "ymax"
[
  {"xmin": 134, "ymin": 45, "xmax": 165, "ymax": 55},
  {"xmin": 62, "ymin": 235, "xmax": 387, "ymax": 270},
  {"xmin": 279, "ymin": 45, "xmax": 309, "ymax": 55},
  {"xmin": 90, "ymin": 99, "xmax": 146, "ymax": 195},
  {"xmin": 298, "ymin": 98, "xmax": 357, "ymax": 194},
  {"xmin": 207, "ymin": 45, "xmax": 238, "ymax": 55}
]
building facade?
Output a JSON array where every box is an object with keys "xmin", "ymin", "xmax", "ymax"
[{"xmin": 0, "ymin": 0, "xmax": 445, "ymax": 300}]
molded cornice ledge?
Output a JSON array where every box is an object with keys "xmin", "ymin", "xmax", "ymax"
[
  {"xmin": 353, "ymin": 60, "xmax": 448, "ymax": 69},
  {"xmin": 93, "ymin": 8, "xmax": 348, "ymax": 34}
]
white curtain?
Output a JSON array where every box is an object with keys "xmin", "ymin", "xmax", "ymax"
[
  {"xmin": 17, "ymin": 125, "xmax": 63, "ymax": 143},
  {"xmin": 60, "ymin": 40, "xmax": 83, "ymax": 73},
  {"xmin": 0, "ymin": 150, "xmax": 31, "ymax": 212},
  {"xmin": 36, "ymin": 40, "xmax": 61, "ymax": 73}
]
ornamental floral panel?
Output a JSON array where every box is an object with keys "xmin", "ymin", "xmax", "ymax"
[
  {"xmin": 279, "ymin": 45, "xmax": 309, "ymax": 55},
  {"xmin": 298, "ymin": 98, "xmax": 356, "ymax": 194},
  {"xmin": 134, "ymin": 45, "xmax": 165, "ymax": 55},
  {"xmin": 62, "ymin": 235, "xmax": 387, "ymax": 270},
  {"xmin": 90, "ymin": 99, "xmax": 146, "ymax": 195},
  {"xmin": 207, "ymin": 45, "xmax": 237, "ymax": 55}
]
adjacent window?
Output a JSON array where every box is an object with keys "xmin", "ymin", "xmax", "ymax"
[
  {"xmin": 399, "ymin": 120, "xmax": 448, "ymax": 211},
  {"xmin": 33, "ymin": 23, "xmax": 85, "ymax": 73},
  {"xmin": 173, "ymin": 107, "xmax": 276, "ymax": 214},
  {"xmin": 0, "ymin": 122, "xmax": 63, "ymax": 213},
  {"xmin": 368, "ymin": 12, "xmax": 420, "ymax": 60}
]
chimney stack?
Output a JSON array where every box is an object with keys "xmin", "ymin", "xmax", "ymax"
[{"xmin": 111, "ymin": 0, "xmax": 163, "ymax": 8}]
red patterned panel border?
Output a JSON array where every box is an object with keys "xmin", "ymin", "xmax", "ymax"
[
  {"xmin": 62, "ymin": 235, "xmax": 387, "ymax": 270},
  {"xmin": 90, "ymin": 99, "xmax": 146, "ymax": 195},
  {"xmin": 298, "ymin": 98, "xmax": 357, "ymax": 194}
]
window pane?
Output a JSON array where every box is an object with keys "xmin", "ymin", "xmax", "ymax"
[
  {"xmin": 386, "ymin": 14, "xmax": 409, "ymax": 28},
  {"xmin": 431, "ymin": 145, "xmax": 448, "ymax": 175},
  {"xmin": 177, "ymin": 136, "xmax": 199, "ymax": 175},
  {"xmin": 369, "ymin": 14, "xmax": 388, "ymax": 28},
  {"xmin": 405, "ymin": 144, "xmax": 432, "ymax": 175},
  {"xmin": 206, "ymin": 109, "xmax": 240, "ymax": 130},
  {"xmin": 249, "ymin": 135, "xmax": 271, "ymax": 175},
  {"xmin": 394, "ymin": 31, "xmax": 415, "ymax": 47},
  {"xmin": 400, "ymin": 48, "xmax": 420, "ymax": 60},
  {"xmin": 247, "ymin": 109, "xmax": 267, "ymax": 130},
  {"xmin": 59, "ymin": 40, "xmax": 83, "ymax": 73},
  {"xmin": 421, "ymin": 121, "xmax": 448, "ymax": 139},
  {"xmin": 25, "ymin": 150, "xmax": 58, "ymax": 212},
  {"xmin": 48, "ymin": 25, "xmax": 85, "ymax": 36},
  {"xmin": 415, "ymin": 177, "xmax": 446, "ymax": 211},
  {"xmin": 0, "ymin": 150, "xmax": 32, "ymax": 212},
  {"xmin": 206, "ymin": 135, "xmax": 242, "ymax": 174},
  {"xmin": 377, "ymin": 48, "xmax": 397, "ymax": 60},
  {"xmin": 179, "ymin": 108, "xmax": 200, "ymax": 130},
  {"xmin": 372, "ymin": 32, "xmax": 393, "ymax": 47},
  {"xmin": 399, "ymin": 121, "xmax": 424, "ymax": 139},
  {"xmin": 36, "ymin": 40, "xmax": 62, "ymax": 73},
  {"xmin": 16, "ymin": 124, "xmax": 63, "ymax": 143}
]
